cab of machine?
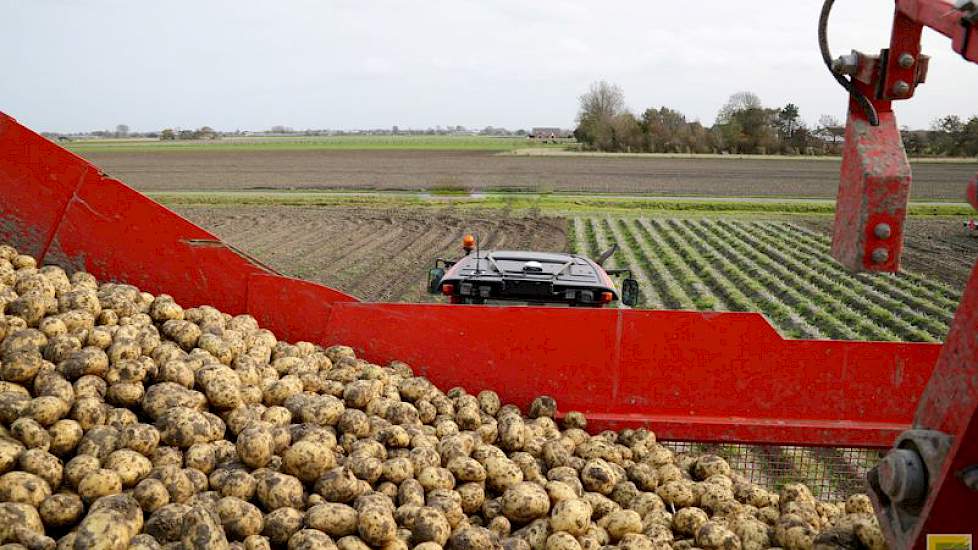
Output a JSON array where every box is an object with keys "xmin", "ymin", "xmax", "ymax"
[{"xmin": 428, "ymin": 242, "xmax": 638, "ymax": 307}]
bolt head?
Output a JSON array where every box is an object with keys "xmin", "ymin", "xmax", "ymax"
[
  {"xmin": 879, "ymin": 448, "xmax": 927, "ymax": 503},
  {"xmin": 874, "ymin": 223, "xmax": 892, "ymax": 239},
  {"xmin": 893, "ymin": 80, "xmax": 911, "ymax": 97},
  {"xmin": 871, "ymin": 248, "xmax": 890, "ymax": 264},
  {"xmin": 898, "ymin": 53, "xmax": 916, "ymax": 69},
  {"xmin": 832, "ymin": 53, "xmax": 860, "ymax": 76}
]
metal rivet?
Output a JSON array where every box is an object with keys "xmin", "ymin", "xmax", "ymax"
[
  {"xmin": 874, "ymin": 223, "xmax": 892, "ymax": 239},
  {"xmin": 872, "ymin": 248, "xmax": 889, "ymax": 264},
  {"xmin": 898, "ymin": 53, "xmax": 916, "ymax": 69},
  {"xmin": 879, "ymin": 448, "xmax": 927, "ymax": 503},
  {"xmin": 893, "ymin": 81, "xmax": 911, "ymax": 96}
]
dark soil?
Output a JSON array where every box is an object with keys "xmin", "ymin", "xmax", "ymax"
[
  {"xmin": 80, "ymin": 149, "xmax": 977, "ymax": 199},
  {"xmin": 799, "ymin": 217, "xmax": 978, "ymax": 290}
]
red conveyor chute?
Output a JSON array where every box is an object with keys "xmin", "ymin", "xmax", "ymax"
[{"xmin": 0, "ymin": 111, "xmax": 941, "ymax": 448}]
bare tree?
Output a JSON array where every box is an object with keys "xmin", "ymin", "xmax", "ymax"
[
  {"xmin": 577, "ymin": 81, "xmax": 626, "ymax": 125},
  {"xmin": 818, "ymin": 114, "xmax": 842, "ymax": 130},
  {"xmin": 818, "ymin": 115, "xmax": 845, "ymax": 146},
  {"xmin": 575, "ymin": 81, "xmax": 627, "ymax": 150},
  {"xmin": 717, "ymin": 92, "xmax": 763, "ymax": 123}
]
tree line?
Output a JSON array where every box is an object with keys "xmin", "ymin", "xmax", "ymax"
[{"xmin": 574, "ymin": 81, "xmax": 978, "ymax": 157}]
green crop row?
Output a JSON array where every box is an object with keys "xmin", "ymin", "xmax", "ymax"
[{"xmin": 568, "ymin": 217, "xmax": 960, "ymax": 342}]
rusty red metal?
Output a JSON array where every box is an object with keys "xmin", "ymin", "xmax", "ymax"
[
  {"xmin": 827, "ymin": 0, "xmax": 978, "ymax": 541},
  {"xmin": 883, "ymin": 10, "xmax": 925, "ymax": 101},
  {"xmin": 897, "ymin": 0, "xmax": 978, "ymax": 63},
  {"xmin": 832, "ymin": 0, "xmax": 977, "ymax": 274},
  {"xmin": 0, "ymin": 111, "xmax": 944, "ymax": 448},
  {"xmin": 830, "ymin": 102, "xmax": 911, "ymax": 272},
  {"xmin": 896, "ymin": 258, "xmax": 978, "ymax": 543}
]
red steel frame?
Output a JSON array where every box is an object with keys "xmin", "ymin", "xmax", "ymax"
[
  {"xmin": 0, "ymin": 111, "xmax": 941, "ymax": 448},
  {"xmin": 830, "ymin": 0, "xmax": 978, "ymax": 545},
  {"xmin": 0, "ymin": 0, "xmax": 975, "ymax": 538}
]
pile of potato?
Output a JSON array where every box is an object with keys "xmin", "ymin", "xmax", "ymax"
[{"xmin": 0, "ymin": 242, "xmax": 888, "ymax": 550}]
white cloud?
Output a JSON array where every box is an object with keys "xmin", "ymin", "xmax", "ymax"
[{"xmin": 1, "ymin": 0, "xmax": 975, "ymax": 132}]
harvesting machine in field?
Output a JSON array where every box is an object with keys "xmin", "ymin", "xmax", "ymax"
[
  {"xmin": 0, "ymin": 0, "xmax": 976, "ymax": 546},
  {"xmin": 427, "ymin": 236, "xmax": 640, "ymax": 307}
]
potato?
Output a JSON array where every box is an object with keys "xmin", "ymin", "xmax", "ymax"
[
  {"xmin": 0, "ymin": 471, "xmax": 51, "ymax": 507},
  {"xmin": 10, "ymin": 418, "xmax": 50, "ymax": 451},
  {"xmin": 77, "ymin": 468, "xmax": 122, "ymax": 503},
  {"xmin": 38, "ymin": 492, "xmax": 84, "ymax": 528},
  {"xmin": 356, "ymin": 506, "xmax": 396, "ymax": 546},
  {"xmin": 0, "ymin": 246, "xmax": 881, "ymax": 549},
  {"xmin": 485, "ymin": 457, "xmax": 523, "ymax": 492},
  {"xmin": 657, "ymin": 479, "xmax": 696, "ymax": 508},
  {"xmin": 502, "ymin": 482, "xmax": 550, "ymax": 524},
  {"xmin": 17, "ymin": 449, "xmax": 62, "ymax": 490},
  {"xmin": 104, "ymin": 448, "xmax": 151, "ymax": 487},
  {"xmin": 672, "ymin": 507, "xmax": 709, "ymax": 537},
  {"xmin": 315, "ymin": 467, "xmax": 361, "ymax": 504},
  {"xmin": 405, "ymin": 506, "xmax": 448, "ymax": 545},
  {"xmin": 529, "ymin": 396, "xmax": 557, "ymax": 419},
  {"xmin": 260, "ymin": 507, "xmax": 304, "ymax": 546},
  {"xmin": 602, "ymin": 509, "xmax": 642, "ymax": 542},
  {"xmin": 550, "ymin": 498, "xmax": 591, "ymax": 536},
  {"xmin": 854, "ymin": 520, "xmax": 886, "ymax": 550},
  {"xmin": 236, "ymin": 426, "xmax": 274, "ymax": 469},
  {"xmin": 151, "ymin": 464, "xmax": 195, "ymax": 504},
  {"xmin": 211, "ymin": 468, "xmax": 257, "ymax": 500},
  {"xmin": 72, "ymin": 494, "xmax": 143, "ymax": 550},
  {"xmin": 695, "ymin": 521, "xmax": 740, "ymax": 550},
  {"xmin": 844, "ymin": 494, "xmax": 873, "ymax": 515},
  {"xmin": 129, "ymin": 534, "xmax": 164, "ymax": 550},
  {"xmin": 181, "ymin": 505, "xmax": 230, "ymax": 550},
  {"xmin": 580, "ymin": 459, "xmax": 617, "ymax": 495},
  {"xmin": 305, "ymin": 503, "xmax": 358, "ymax": 538},
  {"xmin": 287, "ymin": 529, "xmax": 336, "ymax": 550},
  {"xmin": 134, "ymin": 478, "xmax": 171, "ymax": 513},
  {"xmin": 244, "ymin": 535, "xmax": 272, "ymax": 550},
  {"xmin": 256, "ymin": 472, "xmax": 304, "ymax": 511},
  {"xmin": 156, "ymin": 407, "xmax": 215, "ymax": 449},
  {"xmin": 544, "ymin": 531, "xmax": 581, "ymax": 550},
  {"xmin": 217, "ymin": 496, "xmax": 264, "ymax": 540}
]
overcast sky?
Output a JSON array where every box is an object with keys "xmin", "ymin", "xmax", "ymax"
[{"xmin": 4, "ymin": 0, "xmax": 977, "ymax": 133}]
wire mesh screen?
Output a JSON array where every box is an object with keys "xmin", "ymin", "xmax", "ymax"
[{"xmin": 661, "ymin": 441, "xmax": 884, "ymax": 500}]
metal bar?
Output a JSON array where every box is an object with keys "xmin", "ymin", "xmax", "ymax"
[
  {"xmin": 882, "ymin": 10, "xmax": 924, "ymax": 100},
  {"xmin": 897, "ymin": 0, "xmax": 978, "ymax": 62},
  {"xmin": 893, "ymin": 261, "xmax": 978, "ymax": 543},
  {"xmin": 830, "ymin": 100, "xmax": 911, "ymax": 272}
]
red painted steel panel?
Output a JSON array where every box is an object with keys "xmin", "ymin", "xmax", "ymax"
[
  {"xmin": 883, "ymin": 11, "xmax": 924, "ymax": 101},
  {"xmin": 322, "ymin": 303, "xmax": 940, "ymax": 446},
  {"xmin": 44, "ymin": 177, "xmax": 274, "ymax": 315},
  {"xmin": 898, "ymin": 0, "xmax": 978, "ymax": 63},
  {"xmin": 905, "ymin": 260, "xmax": 978, "ymax": 541},
  {"xmin": 0, "ymin": 113, "xmax": 86, "ymax": 258},
  {"xmin": 0, "ymin": 112, "xmax": 946, "ymax": 447},
  {"xmin": 323, "ymin": 302, "xmax": 622, "ymax": 409},
  {"xmin": 831, "ymin": 105, "xmax": 910, "ymax": 272},
  {"xmin": 246, "ymin": 273, "xmax": 358, "ymax": 344}
]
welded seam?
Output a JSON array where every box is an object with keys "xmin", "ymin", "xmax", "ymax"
[
  {"xmin": 39, "ymin": 165, "xmax": 90, "ymax": 265},
  {"xmin": 611, "ymin": 309, "xmax": 624, "ymax": 402}
]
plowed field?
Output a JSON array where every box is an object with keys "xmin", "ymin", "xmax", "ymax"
[
  {"xmin": 174, "ymin": 206, "xmax": 566, "ymax": 303},
  {"xmin": 83, "ymin": 149, "xmax": 977, "ymax": 199}
]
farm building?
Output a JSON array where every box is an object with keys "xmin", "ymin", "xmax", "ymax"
[{"xmin": 529, "ymin": 127, "xmax": 572, "ymax": 139}]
